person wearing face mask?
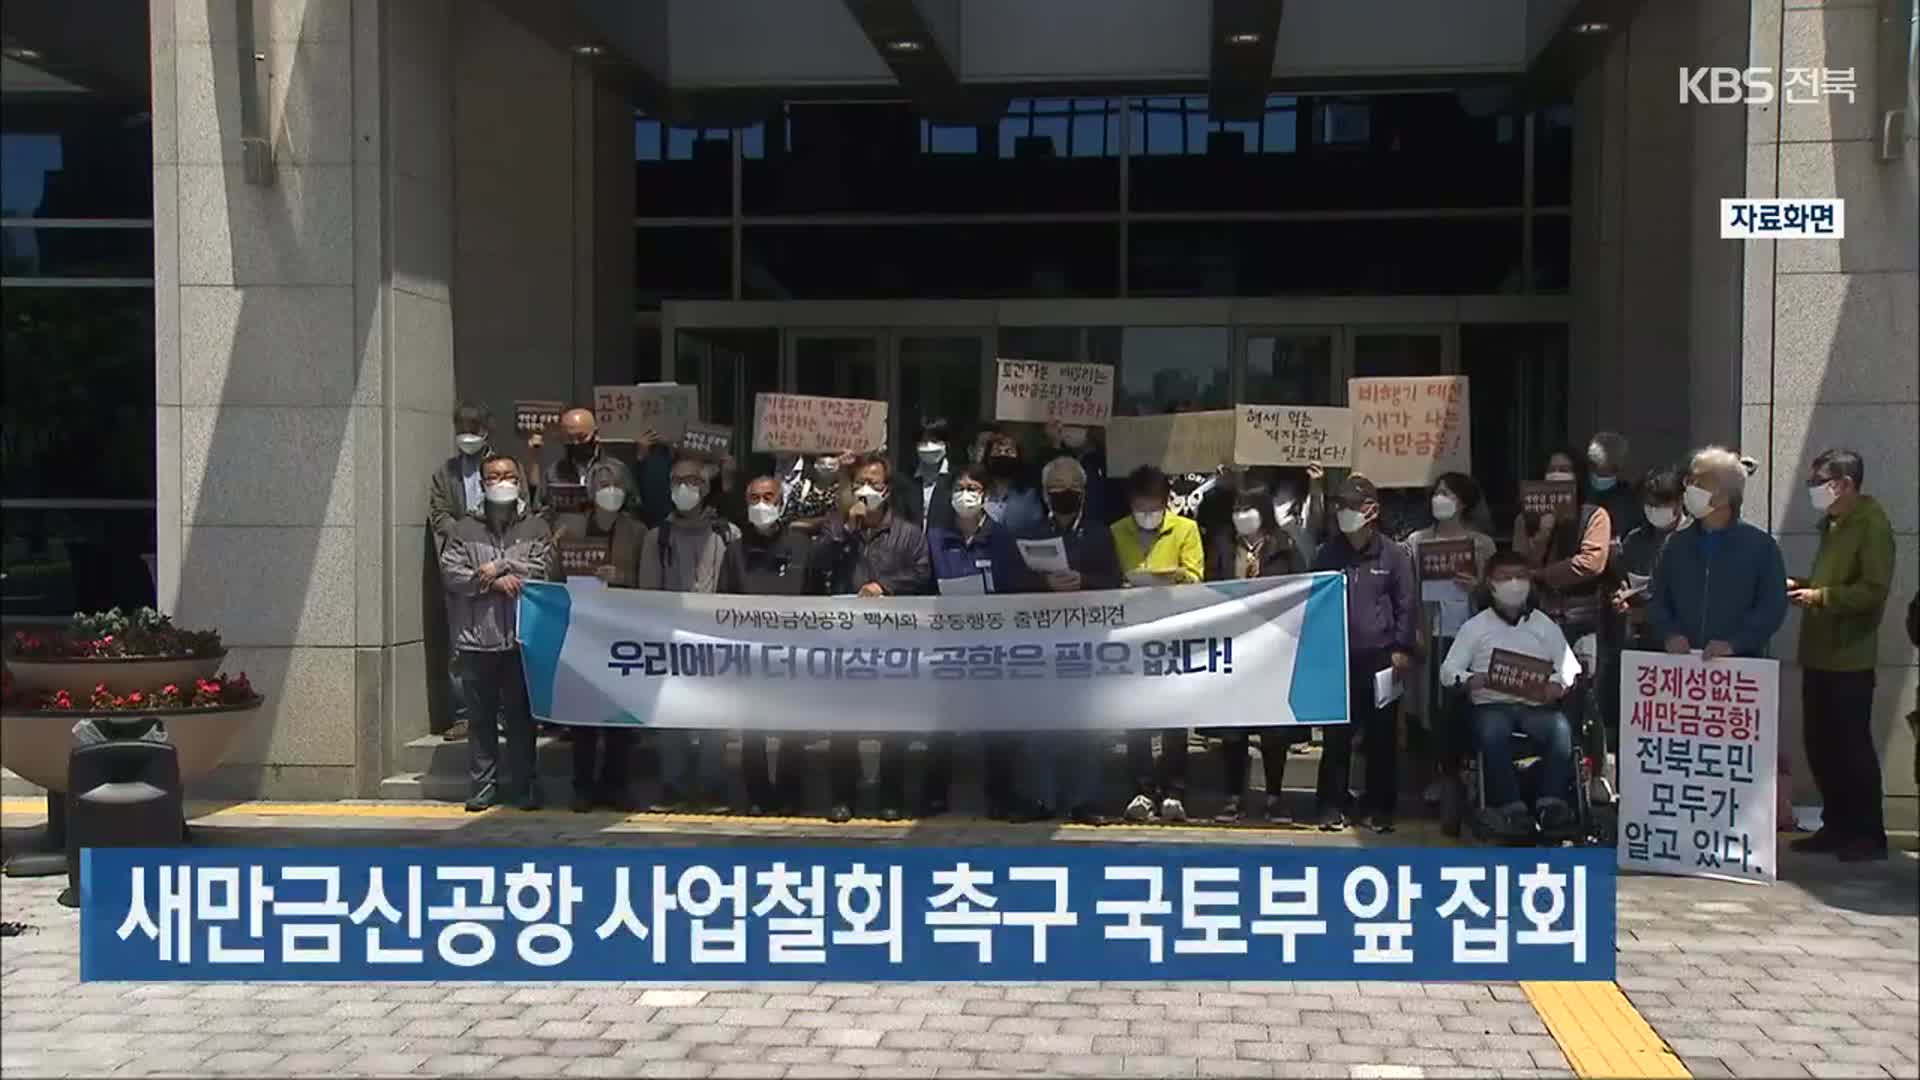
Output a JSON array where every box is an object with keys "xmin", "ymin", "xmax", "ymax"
[
  {"xmin": 1649, "ymin": 446, "xmax": 1788, "ymax": 663},
  {"xmin": 719, "ymin": 475, "xmax": 828, "ymax": 815},
  {"xmin": 635, "ymin": 451, "xmax": 739, "ymax": 811},
  {"xmin": 1512, "ymin": 448, "xmax": 1615, "ymax": 704},
  {"xmin": 1584, "ymin": 432, "xmax": 1638, "ymax": 534},
  {"xmin": 1612, "ymin": 467, "xmax": 1689, "ymax": 653},
  {"xmin": 427, "ymin": 403, "xmax": 497, "ymax": 742},
  {"xmin": 980, "ymin": 432, "xmax": 1048, "ymax": 536},
  {"xmin": 1110, "ymin": 466, "xmax": 1206, "ymax": 822},
  {"xmin": 926, "ymin": 465, "xmax": 1025, "ymax": 818},
  {"xmin": 1205, "ymin": 483, "xmax": 1309, "ymax": 823},
  {"xmin": 782, "ymin": 450, "xmax": 851, "ymax": 534},
  {"xmin": 439, "ymin": 454, "xmax": 552, "ymax": 812},
  {"xmin": 1270, "ymin": 462, "xmax": 1330, "ymax": 547},
  {"xmin": 529, "ymin": 407, "xmax": 648, "ymax": 521},
  {"xmin": 821, "ymin": 454, "xmax": 934, "ymax": 822},
  {"xmin": 1043, "ymin": 418, "xmax": 1111, "ymax": 527},
  {"xmin": 1439, "ymin": 551, "xmax": 1584, "ymax": 840},
  {"xmin": 1785, "ymin": 448, "xmax": 1894, "ymax": 862},
  {"xmin": 545, "ymin": 460, "xmax": 645, "ymax": 813},
  {"xmin": 1311, "ymin": 475, "xmax": 1418, "ymax": 833},
  {"xmin": 895, "ymin": 418, "xmax": 958, "ymax": 531},
  {"xmin": 1401, "ymin": 472, "xmax": 1496, "ymax": 805},
  {"xmin": 1014, "ymin": 456, "xmax": 1123, "ymax": 825}
]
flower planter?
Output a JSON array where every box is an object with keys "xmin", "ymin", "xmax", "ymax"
[
  {"xmin": 0, "ymin": 695, "xmax": 263, "ymax": 794},
  {"xmin": 3, "ymin": 653, "xmax": 226, "ymax": 698}
]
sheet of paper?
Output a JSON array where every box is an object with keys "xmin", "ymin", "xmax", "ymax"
[
  {"xmin": 1016, "ymin": 537, "xmax": 1071, "ymax": 574},
  {"xmin": 937, "ymin": 573, "xmax": 988, "ymax": 596},
  {"xmin": 1126, "ymin": 569, "xmax": 1169, "ymax": 588},
  {"xmin": 1373, "ymin": 667, "xmax": 1404, "ymax": 708}
]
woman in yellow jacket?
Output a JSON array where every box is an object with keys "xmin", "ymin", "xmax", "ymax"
[{"xmin": 1109, "ymin": 466, "xmax": 1206, "ymax": 822}]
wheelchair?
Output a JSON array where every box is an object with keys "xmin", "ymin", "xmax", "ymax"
[{"xmin": 1435, "ymin": 675, "xmax": 1612, "ymax": 847}]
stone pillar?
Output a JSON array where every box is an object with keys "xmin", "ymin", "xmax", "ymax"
[
  {"xmin": 1740, "ymin": 0, "xmax": 1920, "ymax": 824},
  {"xmin": 153, "ymin": 0, "xmax": 455, "ymax": 798}
]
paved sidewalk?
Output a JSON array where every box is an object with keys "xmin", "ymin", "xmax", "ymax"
[{"xmin": 2, "ymin": 803, "xmax": 1914, "ymax": 1079}]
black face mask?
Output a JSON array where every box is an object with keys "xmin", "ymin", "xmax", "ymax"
[
  {"xmin": 567, "ymin": 441, "xmax": 596, "ymax": 463},
  {"xmin": 1048, "ymin": 490, "xmax": 1083, "ymax": 517},
  {"xmin": 987, "ymin": 455, "xmax": 1019, "ymax": 478}
]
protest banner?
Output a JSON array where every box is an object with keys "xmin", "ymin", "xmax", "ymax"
[
  {"xmin": 518, "ymin": 574, "xmax": 1348, "ymax": 734},
  {"xmin": 514, "ymin": 400, "xmax": 564, "ymax": 439},
  {"xmin": 994, "ymin": 359, "xmax": 1115, "ymax": 425},
  {"xmin": 1235, "ymin": 405, "xmax": 1353, "ymax": 467},
  {"xmin": 1618, "ymin": 649, "xmax": 1778, "ymax": 883},
  {"xmin": 595, "ymin": 383, "xmax": 697, "ymax": 443},
  {"xmin": 1520, "ymin": 480, "xmax": 1578, "ymax": 521},
  {"xmin": 1104, "ymin": 410, "xmax": 1237, "ymax": 474},
  {"xmin": 753, "ymin": 393, "xmax": 889, "ymax": 455},
  {"xmin": 1414, "ymin": 537, "xmax": 1476, "ymax": 582},
  {"xmin": 556, "ymin": 537, "xmax": 612, "ymax": 578},
  {"xmin": 1349, "ymin": 376, "xmax": 1470, "ymax": 488},
  {"xmin": 81, "ymin": 845, "xmax": 1612, "ymax": 983},
  {"xmin": 1486, "ymin": 649, "xmax": 1557, "ymax": 704},
  {"xmin": 678, "ymin": 421, "xmax": 734, "ymax": 458},
  {"xmin": 543, "ymin": 482, "xmax": 589, "ymax": 515}
]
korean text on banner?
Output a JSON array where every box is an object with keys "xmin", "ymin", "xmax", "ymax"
[
  {"xmin": 1105, "ymin": 410, "xmax": 1237, "ymax": 475},
  {"xmin": 556, "ymin": 537, "xmax": 612, "ymax": 578},
  {"xmin": 595, "ymin": 383, "xmax": 697, "ymax": 443},
  {"xmin": 81, "ymin": 846, "xmax": 1614, "ymax": 983},
  {"xmin": 1236, "ymin": 406, "xmax": 1353, "ymax": 467},
  {"xmin": 516, "ymin": 574, "xmax": 1351, "ymax": 734},
  {"xmin": 514, "ymin": 400, "xmax": 564, "ymax": 439},
  {"xmin": 678, "ymin": 421, "xmax": 733, "ymax": 458},
  {"xmin": 994, "ymin": 359, "xmax": 1115, "ymax": 425},
  {"xmin": 753, "ymin": 393, "xmax": 890, "ymax": 455},
  {"xmin": 1618, "ymin": 649, "xmax": 1778, "ymax": 884},
  {"xmin": 1349, "ymin": 376, "xmax": 1470, "ymax": 488},
  {"xmin": 1520, "ymin": 480, "xmax": 1578, "ymax": 521}
]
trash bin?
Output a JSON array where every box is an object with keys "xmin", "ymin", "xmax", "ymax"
[{"xmin": 63, "ymin": 717, "xmax": 185, "ymax": 908}]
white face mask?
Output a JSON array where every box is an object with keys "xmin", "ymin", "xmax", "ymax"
[
  {"xmin": 1337, "ymin": 508, "xmax": 1368, "ymax": 535},
  {"xmin": 747, "ymin": 501, "xmax": 782, "ymax": 533},
  {"xmin": 951, "ymin": 489, "xmax": 985, "ymax": 516},
  {"xmin": 1492, "ymin": 578, "xmax": 1532, "ymax": 610},
  {"xmin": 593, "ymin": 486, "xmax": 625, "ymax": 513},
  {"xmin": 1430, "ymin": 494, "xmax": 1459, "ymax": 522},
  {"xmin": 854, "ymin": 484, "xmax": 887, "ymax": 508},
  {"xmin": 1545, "ymin": 470, "xmax": 1576, "ymax": 483},
  {"xmin": 1683, "ymin": 484, "xmax": 1716, "ymax": 519},
  {"xmin": 455, "ymin": 433, "xmax": 486, "ymax": 456},
  {"xmin": 1060, "ymin": 426, "xmax": 1088, "ymax": 449},
  {"xmin": 1644, "ymin": 504, "xmax": 1678, "ymax": 530},
  {"xmin": 1132, "ymin": 509, "xmax": 1165, "ymax": 532},
  {"xmin": 917, "ymin": 443, "xmax": 946, "ymax": 467},
  {"xmin": 1231, "ymin": 508, "xmax": 1262, "ymax": 537},
  {"xmin": 671, "ymin": 483, "xmax": 703, "ymax": 513},
  {"xmin": 1808, "ymin": 480, "xmax": 1839, "ymax": 513},
  {"xmin": 484, "ymin": 480, "xmax": 519, "ymax": 506}
]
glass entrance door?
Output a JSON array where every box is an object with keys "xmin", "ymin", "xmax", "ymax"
[
  {"xmin": 1237, "ymin": 327, "xmax": 1340, "ymax": 405},
  {"xmin": 787, "ymin": 331, "xmax": 887, "ymax": 402},
  {"xmin": 1347, "ymin": 326, "xmax": 1455, "ymax": 385},
  {"xmin": 894, "ymin": 332, "xmax": 990, "ymax": 459}
]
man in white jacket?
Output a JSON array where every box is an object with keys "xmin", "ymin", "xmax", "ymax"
[{"xmin": 1439, "ymin": 550, "xmax": 1583, "ymax": 839}]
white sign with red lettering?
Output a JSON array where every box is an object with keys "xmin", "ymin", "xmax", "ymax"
[{"xmin": 1618, "ymin": 649, "xmax": 1778, "ymax": 884}]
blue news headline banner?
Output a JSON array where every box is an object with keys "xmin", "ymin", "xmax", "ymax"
[{"xmin": 82, "ymin": 846, "xmax": 1614, "ymax": 982}]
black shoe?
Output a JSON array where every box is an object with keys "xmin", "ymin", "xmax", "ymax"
[
  {"xmin": 1365, "ymin": 813, "xmax": 1395, "ymax": 835},
  {"xmin": 1070, "ymin": 804, "xmax": 1108, "ymax": 826},
  {"xmin": 517, "ymin": 787, "xmax": 545, "ymax": 812},
  {"xmin": 1836, "ymin": 839, "xmax": 1889, "ymax": 863},
  {"xmin": 570, "ymin": 791, "xmax": 595, "ymax": 814},
  {"xmin": 1215, "ymin": 796, "xmax": 1244, "ymax": 824},
  {"xmin": 878, "ymin": 806, "xmax": 903, "ymax": 822},
  {"xmin": 1317, "ymin": 807, "xmax": 1348, "ymax": 831},
  {"xmin": 1536, "ymin": 801, "xmax": 1574, "ymax": 834},
  {"xmin": 1264, "ymin": 795, "xmax": 1293, "ymax": 825},
  {"xmin": 826, "ymin": 804, "xmax": 853, "ymax": 824},
  {"xmin": 442, "ymin": 720, "xmax": 469, "ymax": 742},
  {"xmin": 1791, "ymin": 828, "xmax": 1846, "ymax": 854},
  {"xmin": 463, "ymin": 787, "xmax": 497, "ymax": 813}
]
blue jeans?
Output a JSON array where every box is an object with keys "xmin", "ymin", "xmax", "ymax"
[
  {"xmin": 1021, "ymin": 732, "xmax": 1105, "ymax": 812},
  {"xmin": 1471, "ymin": 703, "xmax": 1573, "ymax": 810}
]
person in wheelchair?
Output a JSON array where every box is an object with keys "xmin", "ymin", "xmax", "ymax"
[{"xmin": 1439, "ymin": 551, "xmax": 1584, "ymax": 840}]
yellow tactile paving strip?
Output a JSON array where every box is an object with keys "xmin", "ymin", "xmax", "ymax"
[{"xmin": 1525, "ymin": 980, "xmax": 1691, "ymax": 1078}]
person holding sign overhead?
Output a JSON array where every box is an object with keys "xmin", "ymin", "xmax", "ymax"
[
  {"xmin": 528, "ymin": 407, "xmax": 649, "ymax": 523},
  {"xmin": 1439, "ymin": 550, "xmax": 1583, "ymax": 840},
  {"xmin": 1111, "ymin": 465, "xmax": 1205, "ymax": 823}
]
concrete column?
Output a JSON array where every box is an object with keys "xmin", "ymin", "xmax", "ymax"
[
  {"xmin": 153, "ymin": 0, "xmax": 454, "ymax": 797},
  {"xmin": 1740, "ymin": 0, "xmax": 1919, "ymax": 823}
]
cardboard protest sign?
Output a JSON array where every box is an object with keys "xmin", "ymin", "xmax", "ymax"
[
  {"xmin": 543, "ymin": 482, "xmax": 589, "ymax": 515},
  {"xmin": 556, "ymin": 536, "xmax": 612, "ymax": 577},
  {"xmin": 1486, "ymin": 648, "xmax": 1556, "ymax": 704},
  {"xmin": 1104, "ymin": 410, "xmax": 1236, "ymax": 475},
  {"xmin": 1349, "ymin": 376, "xmax": 1470, "ymax": 488},
  {"xmin": 1236, "ymin": 405, "xmax": 1353, "ymax": 467},
  {"xmin": 994, "ymin": 359, "xmax": 1115, "ymax": 425},
  {"xmin": 595, "ymin": 383, "xmax": 697, "ymax": 443},
  {"xmin": 1415, "ymin": 537, "xmax": 1477, "ymax": 582},
  {"xmin": 1521, "ymin": 479, "xmax": 1578, "ymax": 520},
  {"xmin": 515, "ymin": 400, "xmax": 564, "ymax": 439},
  {"xmin": 752, "ymin": 393, "xmax": 889, "ymax": 455},
  {"xmin": 678, "ymin": 421, "xmax": 733, "ymax": 458},
  {"xmin": 1619, "ymin": 650, "xmax": 1778, "ymax": 883}
]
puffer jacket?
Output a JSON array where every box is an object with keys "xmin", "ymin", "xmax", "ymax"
[{"xmin": 440, "ymin": 510, "xmax": 553, "ymax": 651}]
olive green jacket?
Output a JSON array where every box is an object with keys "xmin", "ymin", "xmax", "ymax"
[{"xmin": 1796, "ymin": 495, "xmax": 1895, "ymax": 671}]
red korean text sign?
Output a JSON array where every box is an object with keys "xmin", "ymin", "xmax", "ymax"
[
  {"xmin": 994, "ymin": 359, "xmax": 1114, "ymax": 425},
  {"xmin": 752, "ymin": 393, "xmax": 890, "ymax": 455},
  {"xmin": 1348, "ymin": 376, "xmax": 1470, "ymax": 489}
]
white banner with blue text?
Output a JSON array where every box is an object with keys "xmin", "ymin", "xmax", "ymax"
[{"xmin": 516, "ymin": 574, "xmax": 1350, "ymax": 732}]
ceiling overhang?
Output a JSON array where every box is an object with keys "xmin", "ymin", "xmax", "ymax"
[
  {"xmin": 1208, "ymin": 0, "xmax": 1285, "ymax": 120},
  {"xmin": 0, "ymin": 0, "xmax": 148, "ymax": 103},
  {"xmin": 1512, "ymin": 0, "xmax": 1649, "ymax": 110}
]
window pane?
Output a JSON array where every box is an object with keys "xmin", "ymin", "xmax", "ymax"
[
  {"xmin": 1244, "ymin": 332, "xmax": 1337, "ymax": 405},
  {"xmin": 1, "ymin": 507, "xmax": 157, "ymax": 618},
  {"xmin": 1, "ymin": 105, "xmax": 154, "ymax": 219},
  {"xmin": 1, "ymin": 286, "xmax": 155, "ymax": 500},
  {"xmin": 1461, "ymin": 323, "xmax": 1569, "ymax": 528},
  {"xmin": 1129, "ymin": 92, "xmax": 1521, "ymax": 212},
  {"xmin": 1129, "ymin": 218, "xmax": 1522, "ymax": 296},
  {"xmin": 1533, "ymin": 215, "xmax": 1570, "ymax": 293},
  {"xmin": 1535, "ymin": 104, "xmax": 1574, "ymax": 207},
  {"xmin": 0, "ymin": 225, "xmax": 153, "ymax": 277},
  {"xmin": 897, "ymin": 335, "xmax": 986, "ymax": 461},
  {"xmin": 635, "ymin": 118, "xmax": 731, "ymax": 217},
  {"xmin": 743, "ymin": 223, "xmax": 1117, "ymax": 299},
  {"xmin": 1116, "ymin": 326, "xmax": 1231, "ymax": 416},
  {"xmin": 1352, "ymin": 333, "xmax": 1444, "ymax": 379},
  {"xmin": 997, "ymin": 327, "xmax": 1082, "ymax": 364},
  {"xmin": 634, "ymin": 227, "xmax": 731, "ymax": 306},
  {"xmin": 742, "ymin": 101, "xmax": 1119, "ymax": 215},
  {"xmin": 792, "ymin": 335, "xmax": 882, "ymax": 401}
]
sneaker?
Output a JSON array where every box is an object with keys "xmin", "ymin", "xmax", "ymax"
[
  {"xmin": 1124, "ymin": 794, "xmax": 1155, "ymax": 822},
  {"xmin": 1364, "ymin": 813, "xmax": 1395, "ymax": 835},
  {"xmin": 1790, "ymin": 828, "xmax": 1846, "ymax": 854},
  {"xmin": 1264, "ymin": 795, "xmax": 1293, "ymax": 826},
  {"xmin": 442, "ymin": 720, "xmax": 469, "ymax": 742},
  {"xmin": 1317, "ymin": 807, "xmax": 1348, "ymax": 831},
  {"xmin": 1536, "ymin": 800, "xmax": 1574, "ymax": 833},
  {"xmin": 826, "ymin": 803, "xmax": 852, "ymax": 824},
  {"xmin": 463, "ymin": 787, "xmax": 497, "ymax": 813},
  {"xmin": 1836, "ymin": 839, "xmax": 1889, "ymax": 863},
  {"xmin": 1214, "ymin": 796, "xmax": 1244, "ymax": 824},
  {"xmin": 1159, "ymin": 796, "xmax": 1188, "ymax": 823}
]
